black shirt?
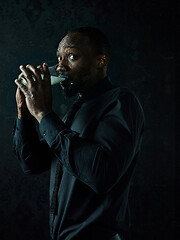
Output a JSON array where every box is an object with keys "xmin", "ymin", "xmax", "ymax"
[{"xmin": 13, "ymin": 77, "xmax": 145, "ymax": 240}]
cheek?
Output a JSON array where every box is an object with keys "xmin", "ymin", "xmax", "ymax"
[{"xmin": 70, "ymin": 59, "xmax": 93, "ymax": 75}]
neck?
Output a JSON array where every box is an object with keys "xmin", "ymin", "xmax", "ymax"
[{"xmin": 79, "ymin": 72, "xmax": 107, "ymax": 97}]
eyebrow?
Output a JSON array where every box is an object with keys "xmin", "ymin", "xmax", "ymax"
[{"xmin": 57, "ymin": 46, "xmax": 80, "ymax": 54}]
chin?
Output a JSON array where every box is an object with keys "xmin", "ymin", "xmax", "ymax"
[{"xmin": 61, "ymin": 81, "xmax": 79, "ymax": 98}]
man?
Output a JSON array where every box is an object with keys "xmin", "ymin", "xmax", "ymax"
[{"xmin": 13, "ymin": 27, "xmax": 145, "ymax": 240}]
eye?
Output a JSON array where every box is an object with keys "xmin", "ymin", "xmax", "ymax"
[
  {"xmin": 68, "ymin": 53, "xmax": 78, "ymax": 61},
  {"xmin": 58, "ymin": 56, "xmax": 62, "ymax": 62}
]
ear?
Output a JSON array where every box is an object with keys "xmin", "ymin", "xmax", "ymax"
[{"xmin": 96, "ymin": 54, "xmax": 109, "ymax": 69}]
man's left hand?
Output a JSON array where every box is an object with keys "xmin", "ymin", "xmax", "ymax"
[{"xmin": 15, "ymin": 63, "xmax": 52, "ymax": 123}]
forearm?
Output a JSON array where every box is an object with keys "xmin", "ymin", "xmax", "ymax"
[
  {"xmin": 13, "ymin": 117, "xmax": 51, "ymax": 174},
  {"xmin": 39, "ymin": 112, "xmax": 133, "ymax": 193}
]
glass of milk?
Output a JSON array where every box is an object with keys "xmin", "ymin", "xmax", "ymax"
[{"xmin": 19, "ymin": 64, "xmax": 68, "ymax": 86}]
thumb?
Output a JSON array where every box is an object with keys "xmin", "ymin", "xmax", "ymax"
[
  {"xmin": 43, "ymin": 63, "xmax": 51, "ymax": 83},
  {"xmin": 17, "ymin": 86, "xmax": 25, "ymax": 97},
  {"xmin": 15, "ymin": 79, "xmax": 28, "ymax": 97}
]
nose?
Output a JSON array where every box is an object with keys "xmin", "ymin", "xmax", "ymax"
[
  {"xmin": 57, "ymin": 58, "xmax": 68, "ymax": 73},
  {"xmin": 56, "ymin": 64, "xmax": 65, "ymax": 74}
]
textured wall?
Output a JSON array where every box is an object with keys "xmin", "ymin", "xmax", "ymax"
[{"xmin": 0, "ymin": 0, "xmax": 177, "ymax": 239}]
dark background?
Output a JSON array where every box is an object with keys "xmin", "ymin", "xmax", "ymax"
[{"xmin": 0, "ymin": 0, "xmax": 178, "ymax": 239}]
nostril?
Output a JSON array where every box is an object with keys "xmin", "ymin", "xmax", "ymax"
[
  {"xmin": 56, "ymin": 66, "xmax": 68, "ymax": 77},
  {"xmin": 57, "ymin": 64, "xmax": 66, "ymax": 71}
]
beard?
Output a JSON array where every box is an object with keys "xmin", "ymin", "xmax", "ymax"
[
  {"xmin": 59, "ymin": 68, "xmax": 92, "ymax": 98},
  {"xmin": 60, "ymin": 79, "xmax": 80, "ymax": 98}
]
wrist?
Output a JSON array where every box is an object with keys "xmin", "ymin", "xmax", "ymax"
[
  {"xmin": 17, "ymin": 109, "xmax": 31, "ymax": 120},
  {"xmin": 36, "ymin": 111, "xmax": 51, "ymax": 123}
]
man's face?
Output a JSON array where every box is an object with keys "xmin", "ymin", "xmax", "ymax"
[{"xmin": 56, "ymin": 32, "xmax": 98, "ymax": 97}]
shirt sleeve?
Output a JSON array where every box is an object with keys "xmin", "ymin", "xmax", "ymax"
[
  {"xmin": 13, "ymin": 117, "xmax": 52, "ymax": 174},
  {"xmin": 39, "ymin": 98, "xmax": 144, "ymax": 194}
]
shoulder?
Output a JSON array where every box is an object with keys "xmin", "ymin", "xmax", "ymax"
[
  {"xmin": 99, "ymin": 86, "xmax": 145, "ymax": 127},
  {"xmin": 99, "ymin": 85, "xmax": 143, "ymax": 110}
]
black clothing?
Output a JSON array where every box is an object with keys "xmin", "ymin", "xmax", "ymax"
[
  {"xmin": 13, "ymin": 77, "xmax": 145, "ymax": 240},
  {"xmin": 65, "ymin": 97, "xmax": 85, "ymax": 127}
]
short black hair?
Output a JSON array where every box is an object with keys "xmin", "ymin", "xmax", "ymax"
[{"xmin": 68, "ymin": 27, "xmax": 110, "ymax": 56}]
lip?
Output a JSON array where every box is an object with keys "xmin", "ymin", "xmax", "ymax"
[
  {"xmin": 59, "ymin": 73, "xmax": 71, "ymax": 81},
  {"xmin": 57, "ymin": 70, "xmax": 69, "ymax": 78}
]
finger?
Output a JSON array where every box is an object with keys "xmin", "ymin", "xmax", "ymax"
[
  {"xmin": 16, "ymin": 86, "xmax": 25, "ymax": 101},
  {"xmin": 26, "ymin": 64, "xmax": 42, "ymax": 83},
  {"xmin": 37, "ymin": 65, "xmax": 43, "ymax": 73},
  {"xmin": 16, "ymin": 86, "xmax": 24, "ymax": 96},
  {"xmin": 16, "ymin": 86, "xmax": 21, "ymax": 98},
  {"xmin": 18, "ymin": 73, "xmax": 24, "ymax": 79},
  {"xmin": 17, "ymin": 73, "xmax": 27, "ymax": 86},
  {"xmin": 19, "ymin": 65, "xmax": 35, "ymax": 86},
  {"xmin": 43, "ymin": 63, "xmax": 51, "ymax": 84},
  {"xmin": 15, "ymin": 79, "xmax": 28, "ymax": 96}
]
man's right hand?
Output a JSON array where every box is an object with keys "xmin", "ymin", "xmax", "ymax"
[{"xmin": 16, "ymin": 86, "xmax": 31, "ymax": 120}]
